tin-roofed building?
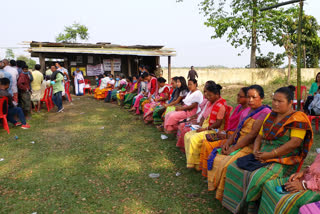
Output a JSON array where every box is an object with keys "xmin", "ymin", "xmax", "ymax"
[{"xmin": 28, "ymin": 41, "xmax": 176, "ymax": 81}]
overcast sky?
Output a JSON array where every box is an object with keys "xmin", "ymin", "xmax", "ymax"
[{"xmin": 1, "ymin": 0, "xmax": 319, "ymax": 67}]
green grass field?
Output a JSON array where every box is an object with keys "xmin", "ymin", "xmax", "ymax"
[{"xmin": 0, "ymin": 84, "xmax": 319, "ymax": 213}]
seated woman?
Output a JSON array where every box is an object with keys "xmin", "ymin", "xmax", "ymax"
[
  {"xmin": 105, "ymin": 74, "xmax": 122, "ymax": 102},
  {"xmin": 303, "ymin": 72, "xmax": 320, "ymax": 113},
  {"xmin": 206, "ymin": 85, "xmax": 271, "ymax": 201},
  {"xmin": 129, "ymin": 73, "xmax": 149, "ymax": 113},
  {"xmin": 123, "ymin": 76, "xmax": 139, "ymax": 109},
  {"xmin": 259, "ymin": 153, "xmax": 319, "ymax": 214},
  {"xmin": 117, "ymin": 76, "xmax": 135, "ymax": 106},
  {"xmin": 222, "ymin": 86, "xmax": 313, "ymax": 214},
  {"xmin": 183, "ymin": 83, "xmax": 229, "ymax": 169},
  {"xmin": 111, "ymin": 74, "xmax": 127, "ymax": 102},
  {"xmin": 176, "ymin": 81, "xmax": 215, "ymax": 152},
  {"xmin": 164, "ymin": 79, "xmax": 202, "ymax": 134},
  {"xmin": 94, "ymin": 73, "xmax": 114, "ymax": 100},
  {"xmin": 308, "ymin": 86, "xmax": 320, "ymax": 115},
  {"xmin": 139, "ymin": 73, "xmax": 158, "ymax": 114},
  {"xmin": 155, "ymin": 77, "xmax": 189, "ymax": 129},
  {"xmin": 152, "ymin": 76, "xmax": 180, "ymax": 125},
  {"xmin": 143, "ymin": 77, "xmax": 170, "ymax": 124},
  {"xmin": 199, "ymin": 87, "xmax": 249, "ymax": 177}
]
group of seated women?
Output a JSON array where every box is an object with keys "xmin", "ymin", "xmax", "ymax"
[{"xmin": 93, "ymin": 70, "xmax": 320, "ymax": 213}]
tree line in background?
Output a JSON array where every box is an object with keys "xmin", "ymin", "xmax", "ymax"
[
  {"xmin": 178, "ymin": 0, "xmax": 320, "ymax": 69},
  {"xmin": 4, "ymin": 49, "xmax": 36, "ymax": 69}
]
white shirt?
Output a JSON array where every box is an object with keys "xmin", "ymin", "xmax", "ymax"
[
  {"xmin": 183, "ymin": 90, "xmax": 203, "ymax": 113},
  {"xmin": 4, "ymin": 66, "xmax": 19, "ymax": 93}
]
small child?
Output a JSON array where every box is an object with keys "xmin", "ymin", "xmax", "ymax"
[{"xmin": 308, "ymin": 86, "xmax": 320, "ymax": 115}]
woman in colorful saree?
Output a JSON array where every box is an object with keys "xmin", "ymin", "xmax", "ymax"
[
  {"xmin": 143, "ymin": 77, "xmax": 170, "ymax": 124},
  {"xmin": 123, "ymin": 76, "xmax": 139, "ymax": 109},
  {"xmin": 258, "ymin": 153, "xmax": 320, "ymax": 214},
  {"xmin": 94, "ymin": 73, "xmax": 114, "ymax": 100},
  {"xmin": 176, "ymin": 81, "xmax": 214, "ymax": 152},
  {"xmin": 199, "ymin": 87, "xmax": 249, "ymax": 177},
  {"xmin": 116, "ymin": 76, "xmax": 133, "ymax": 106},
  {"xmin": 139, "ymin": 73, "xmax": 158, "ymax": 114},
  {"xmin": 206, "ymin": 85, "xmax": 271, "ymax": 202},
  {"xmin": 155, "ymin": 77, "xmax": 189, "ymax": 130},
  {"xmin": 221, "ymin": 86, "xmax": 313, "ymax": 214},
  {"xmin": 164, "ymin": 79, "xmax": 203, "ymax": 134},
  {"xmin": 183, "ymin": 83, "xmax": 230, "ymax": 169},
  {"xmin": 129, "ymin": 72, "xmax": 149, "ymax": 113},
  {"xmin": 152, "ymin": 76, "xmax": 180, "ymax": 125}
]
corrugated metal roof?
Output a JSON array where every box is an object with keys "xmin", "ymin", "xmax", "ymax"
[
  {"xmin": 28, "ymin": 41, "xmax": 176, "ymax": 57},
  {"xmin": 28, "ymin": 46, "xmax": 176, "ymax": 57}
]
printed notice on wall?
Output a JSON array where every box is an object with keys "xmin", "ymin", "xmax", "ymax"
[
  {"xmin": 87, "ymin": 64, "xmax": 104, "ymax": 76},
  {"xmin": 103, "ymin": 59, "xmax": 121, "ymax": 71}
]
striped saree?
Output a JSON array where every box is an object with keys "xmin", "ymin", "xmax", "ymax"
[
  {"xmin": 222, "ymin": 111, "xmax": 313, "ymax": 213},
  {"xmin": 259, "ymin": 178, "xmax": 320, "ymax": 214}
]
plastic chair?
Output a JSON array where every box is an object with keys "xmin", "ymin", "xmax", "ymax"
[
  {"xmin": 0, "ymin": 96, "xmax": 10, "ymax": 134},
  {"xmin": 48, "ymin": 86, "xmax": 54, "ymax": 109},
  {"xmin": 293, "ymin": 86, "xmax": 307, "ymax": 110},
  {"xmin": 40, "ymin": 87, "xmax": 52, "ymax": 112},
  {"xmin": 308, "ymin": 115, "xmax": 320, "ymax": 133},
  {"xmin": 65, "ymin": 81, "xmax": 72, "ymax": 102},
  {"xmin": 83, "ymin": 79, "xmax": 92, "ymax": 95}
]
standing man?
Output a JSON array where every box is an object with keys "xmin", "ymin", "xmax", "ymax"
[
  {"xmin": 50, "ymin": 65, "xmax": 64, "ymax": 113},
  {"xmin": 3, "ymin": 59, "xmax": 19, "ymax": 104},
  {"xmin": 187, "ymin": 66, "xmax": 198, "ymax": 80},
  {"xmin": 31, "ymin": 64, "xmax": 44, "ymax": 112},
  {"xmin": 0, "ymin": 60, "xmax": 13, "ymax": 96}
]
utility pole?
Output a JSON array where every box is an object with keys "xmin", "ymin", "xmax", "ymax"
[{"xmin": 261, "ymin": 0, "xmax": 305, "ymax": 110}]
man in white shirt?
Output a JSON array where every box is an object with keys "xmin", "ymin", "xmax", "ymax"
[{"xmin": 3, "ymin": 59, "xmax": 19, "ymax": 104}]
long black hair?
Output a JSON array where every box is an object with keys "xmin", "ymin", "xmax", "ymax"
[{"xmin": 178, "ymin": 76, "xmax": 189, "ymax": 93}]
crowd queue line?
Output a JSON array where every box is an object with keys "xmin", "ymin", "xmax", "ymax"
[{"xmin": 1, "ymin": 61, "xmax": 320, "ymax": 213}]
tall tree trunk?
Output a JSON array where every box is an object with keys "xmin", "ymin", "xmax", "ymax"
[
  {"xmin": 287, "ymin": 56, "xmax": 291, "ymax": 84},
  {"xmin": 303, "ymin": 45, "xmax": 307, "ymax": 68},
  {"xmin": 250, "ymin": 0, "xmax": 257, "ymax": 68}
]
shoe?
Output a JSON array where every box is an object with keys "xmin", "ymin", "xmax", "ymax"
[
  {"xmin": 57, "ymin": 107, "xmax": 64, "ymax": 113},
  {"xmin": 14, "ymin": 122, "xmax": 22, "ymax": 126},
  {"xmin": 21, "ymin": 124, "xmax": 31, "ymax": 129}
]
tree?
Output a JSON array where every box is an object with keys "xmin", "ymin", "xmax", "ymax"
[
  {"xmin": 5, "ymin": 48, "xmax": 15, "ymax": 60},
  {"xmin": 282, "ymin": 34, "xmax": 294, "ymax": 83},
  {"xmin": 17, "ymin": 55, "xmax": 36, "ymax": 70},
  {"xmin": 274, "ymin": 10, "xmax": 320, "ymax": 68},
  {"xmin": 56, "ymin": 22, "xmax": 89, "ymax": 43},
  {"xmin": 191, "ymin": 0, "xmax": 297, "ymax": 68},
  {"xmin": 255, "ymin": 52, "xmax": 285, "ymax": 68}
]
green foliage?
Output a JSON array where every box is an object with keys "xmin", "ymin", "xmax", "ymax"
[
  {"xmin": 274, "ymin": 9, "xmax": 320, "ymax": 68},
  {"xmin": 17, "ymin": 55, "xmax": 36, "ymax": 70},
  {"xmin": 198, "ymin": 1, "xmax": 296, "ymax": 62},
  {"xmin": 5, "ymin": 48, "xmax": 15, "ymax": 60},
  {"xmin": 256, "ymin": 52, "xmax": 285, "ymax": 68},
  {"xmin": 56, "ymin": 22, "xmax": 89, "ymax": 43}
]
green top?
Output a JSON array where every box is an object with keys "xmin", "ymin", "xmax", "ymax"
[
  {"xmin": 53, "ymin": 73, "xmax": 64, "ymax": 94},
  {"xmin": 309, "ymin": 82, "xmax": 318, "ymax": 95}
]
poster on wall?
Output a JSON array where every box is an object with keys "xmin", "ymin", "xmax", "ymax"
[
  {"xmin": 87, "ymin": 64, "xmax": 104, "ymax": 76},
  {"xmin": 71, "ymin": 67, "xmax": 87, "ymax": 76},
  {"xmin": 103, "ymin": 59, "xmax": 121, "ymax": 71}
]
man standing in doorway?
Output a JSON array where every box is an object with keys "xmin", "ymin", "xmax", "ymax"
[
  {"xmin": 50, "ymin": 65, "xmax": 64, "ymax": 113},
  {"xmin": 187, "ymin": 66, "xmax": 198, "ymax": 80}
]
